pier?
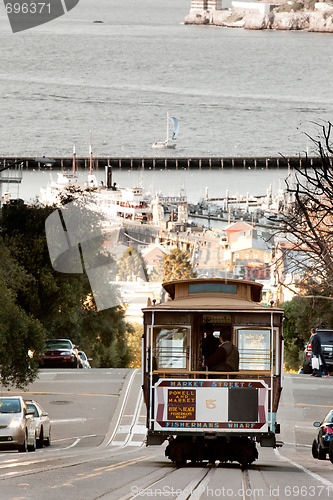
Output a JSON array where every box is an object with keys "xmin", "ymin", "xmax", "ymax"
[{"xmin": 0, "ymin": 155, "xmax": 325, "ymax": 171}]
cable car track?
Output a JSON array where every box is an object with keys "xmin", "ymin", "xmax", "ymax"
[{"xmin": 115, "ymin": 461, "xmax": 261, "ymax": 500}]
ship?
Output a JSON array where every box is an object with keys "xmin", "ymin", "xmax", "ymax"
[{"xmin": 40, "ymin": 172, "xmax": 153, "ymax": 223}]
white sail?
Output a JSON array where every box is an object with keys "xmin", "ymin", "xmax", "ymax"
[{"xmin": 152, "ymin": 112, "xmax": 179, "ymax": 149}]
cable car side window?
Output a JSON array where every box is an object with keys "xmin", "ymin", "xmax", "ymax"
[
  {"xmin": 237, "ymin": 328, "xmax": 271, "ymax": 371},
  {"xmin": 153, "ymin": 326, "xmax": 190, "ymax": 370}
]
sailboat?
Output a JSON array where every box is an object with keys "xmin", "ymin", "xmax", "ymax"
[{"xmin": 152, "ymin": 112, "xmax": 179, "ymax": 150}]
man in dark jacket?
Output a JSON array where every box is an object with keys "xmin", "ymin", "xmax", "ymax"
[
  {"xmin": 310, "ymin": 328, "xmax": 328, "ymax": 377},
  {"xmin": 204, "ymin": 330, "xmax": 239, "ymax": 374}
]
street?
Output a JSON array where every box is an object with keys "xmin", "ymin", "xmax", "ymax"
[{"xmin": 0, "ymin": 371, "xmax": 332, "ymax": 500}]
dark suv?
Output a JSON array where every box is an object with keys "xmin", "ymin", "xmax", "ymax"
[{"xmin": 302, "ymin": 329, "xmax": 333, "ymax": 374}]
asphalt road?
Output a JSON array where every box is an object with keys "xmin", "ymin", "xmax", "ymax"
[{"xmin": 0, "ymin": 370, "xmax": 332, "ymax": 500}]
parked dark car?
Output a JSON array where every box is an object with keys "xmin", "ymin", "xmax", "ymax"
[
  {"xmin": 302, "ymin": 329, "xmax": 333, "ymax": 374},
  {"xmin": 312, "ymin": 409, "xmax": 333, "ymax": 462},
  {"xmin": 0, "ymin": 396, "xmax": 36, "ymax": 452},
  {"xmin": 25, "ymin": 400, "xmax": 51, "ymax": 448},
  {"xmin": 39, "ymin": 339, "xmax": 81, "ymax": 368}
]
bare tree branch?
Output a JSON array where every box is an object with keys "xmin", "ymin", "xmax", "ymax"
[{"xmin": 276, "ymin": 121, "xmax": 333, "ymax": 293}]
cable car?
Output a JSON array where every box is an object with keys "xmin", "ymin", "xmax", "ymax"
[{"xmin": 142, "ymin": 278, "xmax": 284, "ymax": 469}]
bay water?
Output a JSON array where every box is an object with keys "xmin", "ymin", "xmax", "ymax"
[{"xmin": 1, "ymin": 0, "xmax": 333, "ymax": 202}]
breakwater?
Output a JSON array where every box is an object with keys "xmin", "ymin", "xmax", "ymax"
[{"xmin": 0, "ymin": 155, "xmax": 324, "ymax": 171}]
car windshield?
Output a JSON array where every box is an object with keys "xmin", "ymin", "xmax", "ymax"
[
  {"xmin": 79, "ymin": 352, "xmax": 87, "ymax": 360},
  {"xmin": 45, "ymin": 340, "xmax": 72, "ymax": 349},
  {"xmin": 324, "ymin": 410, "xmax": 333, "ymax": 423},
  {"xmin": 317, "ymin": 331, "xmax": 333, "ymax": 345},
  {"xmin": 0, "ymin": 398, "xmax": 21, "ymax": 413}
]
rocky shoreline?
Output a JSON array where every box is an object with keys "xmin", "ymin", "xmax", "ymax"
[{"xmin": 184, "ymin": 2, "xmax": 333, "ymax": 32}]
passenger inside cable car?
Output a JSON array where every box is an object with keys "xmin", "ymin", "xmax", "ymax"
[
  {"xmin": 204, "ymin": 329, "xmax": 239, "ymax": 374},
  {"xmin": 150, "ymin": 321, "xmax": 274, "ymax": 379}
]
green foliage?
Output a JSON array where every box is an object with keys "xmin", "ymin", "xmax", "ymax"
[
  {"xmin": 149, "ymin": 256, "xmax": 165, "ymax": 282},
  {"xmin": 1, "ymin": 203, "xmax": 91, "ymax": 342},
  {"xmin": 126, "ymin": 322, "xmax": 143, "ymax": 368},
  {"xmin": 282, "ymin": 290, "xmax": 333, "ymax": 370},
  {"xmin": 0, "ymin": 202, "xmax": 132, "ymax": 383},
  {"xmin": 89, "ymin": 318, "xmax": 132, "ymax": 368},
  {"xmin": 117, "ymin": 246, "xmax": 149, "ymax": 282},
  {"xmin": 163, "ymin": 248, "xmax": 196, "ymax": 281},
  {"xmin": 0, "ymin": 247, "xmax": 45, "ymax": 388}
]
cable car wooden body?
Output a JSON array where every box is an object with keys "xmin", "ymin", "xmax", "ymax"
[{"xmin": 142, "ymin": 278, "xmax": 284, "ymax": 469}]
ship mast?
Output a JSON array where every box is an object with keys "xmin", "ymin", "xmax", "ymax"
[
  {"xmin": 72, "ymin": 145, "xmax": 76, "ymax": 175},
  {"xmin": 166, "ymin": 112, "xmax": 169, "ymax": 144},
  {"xmin": 89, "ymin": 130, "xmax": 93, "ymax": 175}
]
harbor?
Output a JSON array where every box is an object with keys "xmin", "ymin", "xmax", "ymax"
[
  {"xmin": 0, "ymin": 155, "xmax": 299, "ymax": 309},
  {"xmin": 29, "ymin": 162, "xmax": 290, "ymax": 305}
]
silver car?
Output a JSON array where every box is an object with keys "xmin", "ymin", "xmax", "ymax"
[
  {"xmin": 0, "ymin": 396, "xmax": 36, "ymax": 452},
  {"xmin": 78, "ymin": 351, "xmax": 92, "ymax": 369},
  {"xmin": 25, "ymin": 400, "xmax": 51, "ymax": 448}
]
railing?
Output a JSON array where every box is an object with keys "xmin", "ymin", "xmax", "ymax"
[
  {"xmin": 0, "ymin": 165, "xmax": 23, "ymax": 183},
  {"xmin": 238, "ymin": 348, "xmax": 271, "ymax": 371}
]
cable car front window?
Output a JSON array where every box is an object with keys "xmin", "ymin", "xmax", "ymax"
[
  {"xmin": 153, "ymin": 326, "xmax": 190, "ymax": 370},
  {"xmin": 237, "ymin": 329, "xmax": 271, "ymax": 370}
]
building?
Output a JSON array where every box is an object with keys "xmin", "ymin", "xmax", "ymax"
[
  {"xmin": 142, "ymin": 244, "xmax": 168, "ymax": 277},
  {"xmin": 223, "ymin": 221, "xmax": 272, "ymax": 279}
]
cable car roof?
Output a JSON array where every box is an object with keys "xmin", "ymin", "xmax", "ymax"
[
  {"xmin": 143, "ymin": 278, "xmax": 283, "ymax": 312},
  {"xmin": 163, "ymin": 278, "xmax": 262, "ymax": 301}
]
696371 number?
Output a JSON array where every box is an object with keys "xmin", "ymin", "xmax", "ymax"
[{"xmin": 5, "ymin": 2, "xmax": 51, "ymax": 14}]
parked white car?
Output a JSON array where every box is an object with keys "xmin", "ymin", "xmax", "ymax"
[
  {"xmin": 25, "ymin": 400, "xmax": 51, "ymax": 448},
  {"xmin": 78, "ymin": 351, "xmax": 92, "ymax": 369}
]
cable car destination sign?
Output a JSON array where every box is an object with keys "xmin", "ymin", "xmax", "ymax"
[
  {"xmin": 167, "ymin": 389, "xmax": 196, "ymax": 421},
  {"xmin": 154, "ymin": 379, "xmax": 269, "ymax": 432}
]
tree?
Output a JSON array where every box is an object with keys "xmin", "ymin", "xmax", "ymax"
[
  {"xmin": 0, "ymin": 202, "xmax": 132, "ymax": 375},
  {"xmin": 1, "ymin": 202, "xmax": 93, "ymax": 341},
  {"xmin": 163, "ymin": 248, "xmax": 196, "ymax": 281},
  {"xmin": 279, "ymin": 120, "xmax": 333, "ymax": 293},
  {"xmin": 0, "ymin": 239, "xmax": 45, "ymax": 388},
  {"xmin": 149, "ymin": 257, "xmax": 165, "ymax": 282},
  {"xmin": 277, "ymin": 120, "xmax": 333, "ymax": 368},
  {"xmin": 117, "ymin": 246, "xmax": 149, "ymax": 282},
  {"xmin": 282, "ymin": 289, "xmax": 333, "ymax": 370},
  {"xmin": 126, "ymin": 322, "xmax": 143, "ymax": 368}
]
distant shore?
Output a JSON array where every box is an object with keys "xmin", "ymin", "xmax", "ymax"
[{"xmin": 184, "ymin": 2, "xmax": 333, "ymax": 32}]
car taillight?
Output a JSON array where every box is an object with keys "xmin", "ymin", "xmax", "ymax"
[
  {"xmin": 306, "ymin": 343, "xmax": 312, "ymax": 358},
  {"xmin": 324, "ymin": 426, "xmax": 333, "ymax": 434}
]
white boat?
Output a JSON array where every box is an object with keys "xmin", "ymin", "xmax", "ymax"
[
  {"xmin": 152, "ymin": 112, "xmax": 179, "ymax": 150},
  {"xmin": 39, "ymin": 145, "xmax": 83, "ymax": 205},
  {"xmin": 39, "ymin": 147, "xmax": 153, "ymax": 223},
  {"xmin": 40, "ymin": 173, "xmax": 153, "ymax": 223}
]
